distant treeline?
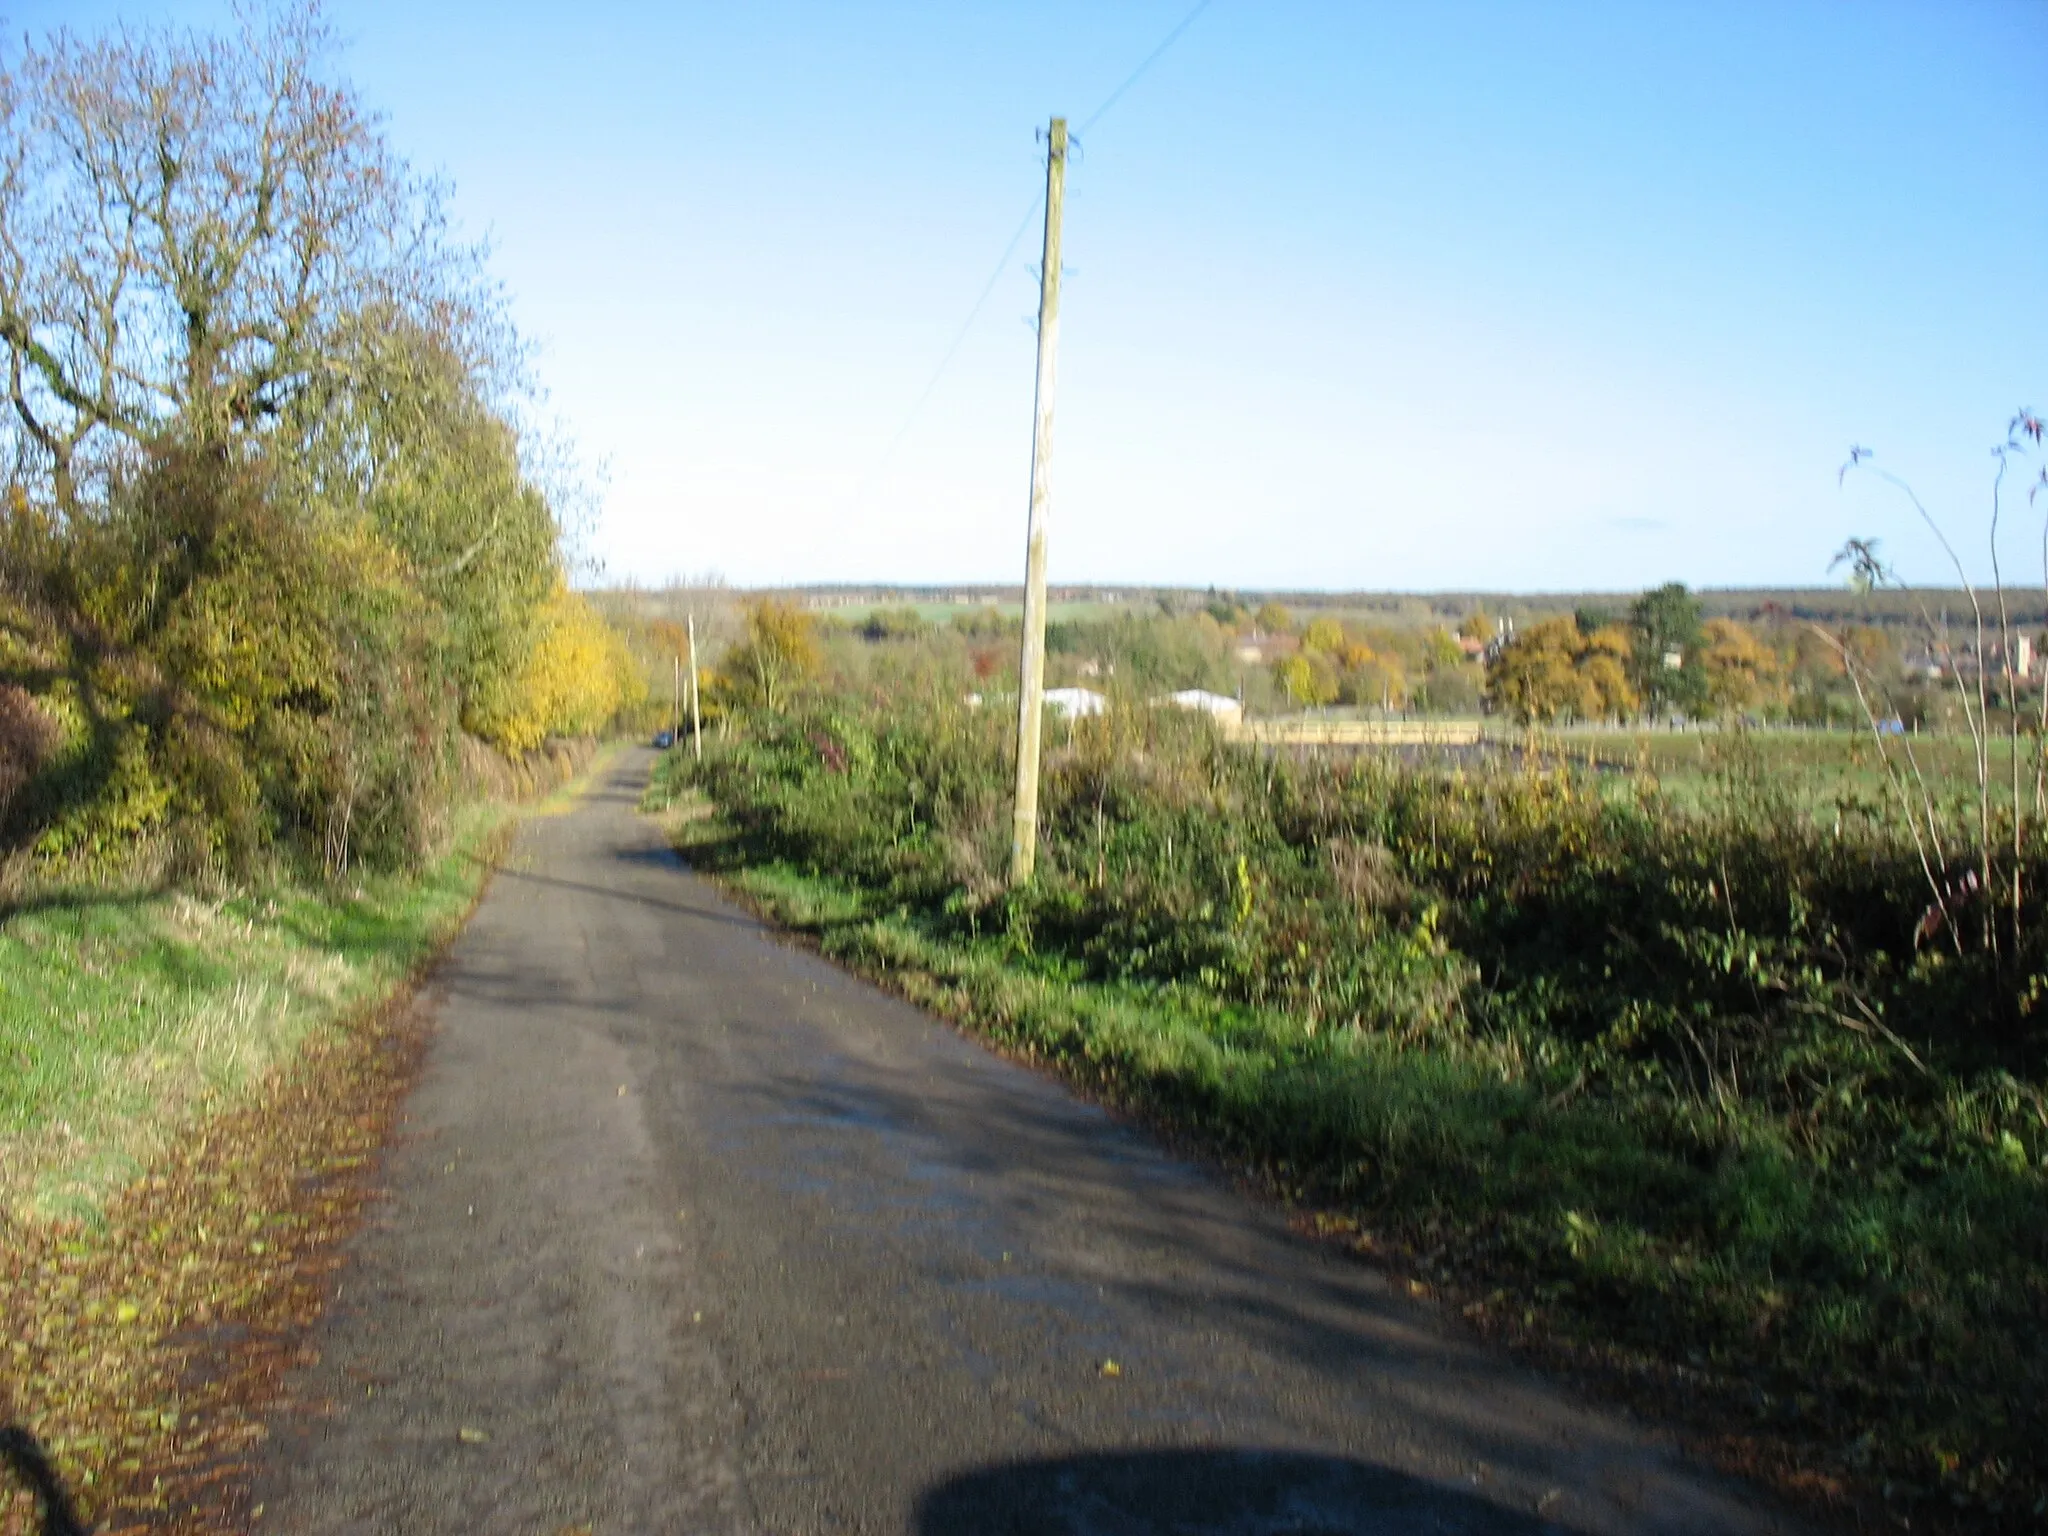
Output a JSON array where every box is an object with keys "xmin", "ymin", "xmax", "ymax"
[
  {"xmin": 767, "ymin": 584, "xmax": 2017, "ymax": 731},
  {"xmin": 759, "ymin": 584, "xmax": 2048, "ymax": 633}
]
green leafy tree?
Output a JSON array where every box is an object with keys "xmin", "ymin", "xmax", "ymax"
[
  {"xmin": 292, "ymin": 323, "xmax": 559, "ymax": 743},
  {"xmin": 1102, "ymin": 613, "xmax": 1232, "ymax": 692},
  {"xmin": 859, "ymin": 606, "xmax": 930, "ymax": 641},
  {"xmin": 50, "ymin": 444, "xmax": 451, "ymax": 873},
  {"xmin": 1574, "ymin": 605, "xmax": 1616, "ymax": 636},
  {"xmin": 1341, "ymin": 651, "xmax": 1408, "ymax": 710},
  {"xmin": 1203, "ymin": 593, "xmax": 1248, "ymax": 628},
  {"xmin": 1628, "ymin": 583, "xmax": 1709, "ymax": 718},
  {"xmin": 1412, "ymin": 665, "xmax": 1479, "ymax": 715}
]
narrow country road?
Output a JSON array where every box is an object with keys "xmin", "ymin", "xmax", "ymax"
[{"xmin": 252, "ymin": 750, "xmax": 1802, "ymax": 1535}]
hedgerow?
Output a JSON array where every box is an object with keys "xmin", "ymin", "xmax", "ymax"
[{"xmin": 658, "ymin": 689, "xmax": 2048, "ymax": 1523}]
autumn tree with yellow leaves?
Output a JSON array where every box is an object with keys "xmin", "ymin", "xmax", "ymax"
[
  {"xmin": 1275, "ymin": 616, "xmax": 1411, "ymax": 710},
  {"xmin": 710, "ymin": 599, "xmax": 824, "ymax": 714},
  {"xmin": 1700, "ymin": 618, "xmax": 1786, "ymax": 718},
  {"xmin": 469, "ymin": 586, "xmax": 647, "ymax": 755},
  {"xmin": 1485, "ymin": 618, "xmax": 1640, "ymax": 724}
]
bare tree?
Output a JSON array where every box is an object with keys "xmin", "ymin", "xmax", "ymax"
[{"xmin": 0, "ymin": 1, "xmax": 499, "ymax": 517}]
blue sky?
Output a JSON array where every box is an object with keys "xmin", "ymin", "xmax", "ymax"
[{"xmin": 18, "ymin": 1, "xmax": 2047, "ymax": 592}]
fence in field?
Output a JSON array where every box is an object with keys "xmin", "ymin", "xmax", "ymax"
[{"xmin": 1224, "ymin": 718, "xmax": 1486, "ymax": 748}]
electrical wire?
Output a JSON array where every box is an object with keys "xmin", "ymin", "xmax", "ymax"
[
  {"xmin": 1076, "ymin": 0, "xmax": 1212, "ymax": 141},
  {"xmin": 852, "ymin": 0, "xmax": 1215, "ymax": 500},
  {"xmin": 863, "ymin": 192, "xmax": 1045, "ymax": 486}
]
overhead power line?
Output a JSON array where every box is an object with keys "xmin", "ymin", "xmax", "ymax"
[
  {"xmin": 866, "ymin": 193, "xmax": 1044, "ymax": 481},
  {"xmin": 856, "ymin": 1, "xmax": 1216, "ymax": 495},
  {"xmin": 1076, "ymin": 0, "xmax": 1212, "ymax": 140}
]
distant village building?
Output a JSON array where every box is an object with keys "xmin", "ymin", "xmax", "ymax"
[
  {"xmin": 1157, "ymin": 689, "xmax": 1244, "ymax": 727},
  {"xmin": 1234, "ymin": 634, "xmax": 1296, "ymax": 665},
  {"xmin": 1930, "ymin": 634, "xmax": 2044, "ymax": 683}
]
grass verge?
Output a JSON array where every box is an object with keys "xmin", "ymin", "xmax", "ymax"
[
  {"xmin": 0, "ymin": 804, "xmax": 510, "ymax": 1223},
  {"xmin": 0, "ymin": 796, "xmax": 541, "ymax": 1532},
  {"xmin": 1, "ymin": 958, "xmax": 443, "ymax": 1534}
]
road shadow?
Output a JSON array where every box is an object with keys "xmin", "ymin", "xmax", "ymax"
[
  {"xmin": 459, "ymin": 848, "xmax": 767, "ymax": 936},
  {"xmin": 915, "ymin": 1449, "xmax": 1556, "ymax": 1535},
  {"xmin": 711, "ymin": 1061, "xmax": 1645, "ymax": 1507}
]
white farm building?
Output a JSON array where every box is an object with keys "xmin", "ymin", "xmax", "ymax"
[{"xmin": 1157, "ymin": 689, "xmax": 1244, "ymax": 727}]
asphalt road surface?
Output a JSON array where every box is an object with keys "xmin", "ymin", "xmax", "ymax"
[{"xmin": 252, "ymin": 750, "xmax": 1803, "ymax": 1535}]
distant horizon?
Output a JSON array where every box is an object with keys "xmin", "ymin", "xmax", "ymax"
[{"xmin": 594, "ymin": 579, "xmax": 1985, "ymax": 601}]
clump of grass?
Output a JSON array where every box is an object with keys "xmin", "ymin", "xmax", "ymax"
[{"xmin": 652, "ymin": 697, "xmax": 2048, "ymax": 1526}]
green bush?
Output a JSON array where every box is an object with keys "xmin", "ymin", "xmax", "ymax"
[{"xmin": 2, "ymin": 445, "xmax": 462, "ymax": 881}]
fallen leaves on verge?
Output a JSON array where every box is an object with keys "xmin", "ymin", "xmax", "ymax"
[{"xmin": 0, "ymin": 989, "xmax": 432, "ymax": 1535}]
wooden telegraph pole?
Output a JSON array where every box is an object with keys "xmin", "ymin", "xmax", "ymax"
[
  {"xmin": 686, "ymin": 612, "xmax": 703, "ymax": 761},
  {"xmin": 1009, "ymin": 116, "xmax": 1067, "ymax": 886}
]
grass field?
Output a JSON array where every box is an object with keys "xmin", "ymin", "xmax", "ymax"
[
  {"xmin": 1211, "ymin": 718, "xmax": 2032, "ymax": 819},
  {"xmin": 1531, "ymin": 723, "xmax": 2036, "ymax": 817}
]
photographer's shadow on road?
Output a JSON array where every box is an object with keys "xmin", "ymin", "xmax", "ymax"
[{"xmin": 915, "ymin": 1448, "xmax": 1560, "ymax": 1536}]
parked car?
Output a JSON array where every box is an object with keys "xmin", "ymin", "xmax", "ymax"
[{"xmin": 653, "ymin": 730, "xmax": 675, "ymax": 748}]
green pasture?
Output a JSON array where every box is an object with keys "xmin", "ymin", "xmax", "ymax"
[{"xmin": 1529, "ymin": 724, "xmax": 2038, "ymax": 815}]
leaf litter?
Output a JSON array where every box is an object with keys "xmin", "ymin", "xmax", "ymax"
[{"xmin": 1, "ymin": 979, "xmax": 436, "ymax": 1534}]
